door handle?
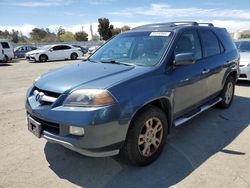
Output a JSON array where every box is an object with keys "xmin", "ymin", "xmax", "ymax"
[{"xmin": 202, "ymin": 69, "xmax": 210, "ymax": 74}]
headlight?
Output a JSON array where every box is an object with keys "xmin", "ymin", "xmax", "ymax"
[{"xmin": 63, "ymin": 89, "xmax": 116, "ymax": 107}]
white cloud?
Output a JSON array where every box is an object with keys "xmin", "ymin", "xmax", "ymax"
[
  {"xmin": 0, "ymin": 24, "xmax": 36, "ymax": 36},
  {"xmin": 109, "ymin": 3, "xmax": 250, "ymax": 20},
  {"xmin": 15, "ymin": 2, "xmax": 59, "ymax": 7}
]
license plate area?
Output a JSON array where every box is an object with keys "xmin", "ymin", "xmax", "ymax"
[{"xmin": 28, "ymin": 115, "xmax": 42, "ymax": 138}]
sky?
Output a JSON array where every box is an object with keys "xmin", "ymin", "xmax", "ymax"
[{"xmin": 1, "ymin": 0, "xmax": 250, "ymax": 38}]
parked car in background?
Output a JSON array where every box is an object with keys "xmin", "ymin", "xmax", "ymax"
[
  {"xmin": 235, "ymin": 40, "xmax": 250, "ymax": 81},
  {"xmin": 0, "ymin": 44, "xmax": 5, "ymax": 62},
  {"xmin": 88, "ymin": 46, "xmax": 99, "ymax": 54},
  {"xmin": 26, "ymin": 44, "xmax": 83, "ymax": 62},
  {"xmin": 14, "ymin": 45, "xmax": 37, "ymax": 58},
  {"xmin": 26, "ymin": 22, "xmax": 239, "ymax": 166},
  {"xmin": 0, "ymin": 39, "xmax": 14, "ymax": 62},
  {"xmin": 72, "ymin": 45, "xmax": 88, "ymax": 55}
]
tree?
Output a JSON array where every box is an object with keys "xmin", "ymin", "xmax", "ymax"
[
  {"xmin": 121, "ymin": 25, "xmax": 130, "ymax": 32},
  {"xmin": 98, "ymin": 18, "xmax": 113, "ymax": 40},
  {"xmin": 30, "ymin": 28, "xmax": 47, "ymax": 42},
  {"xmin": 59, "ymin": 31, "xmax": 75, "ymax": 42},
  {"xmin": 57, "ymin": 26, "xmax": 65, "ymax": 39},
  {"xmin": 240, "ymin": 34, "xmax": 250, "ymax": 39},
  {"xmin": 111, "ymin": 27, "xmax": 121, "ymax": 36},
  {"xmin": 10, "ymin": 30, "xmax": 19, "ymax": 43},
  {"xmin": 74, "ymin": 31, "xmax": 88, "ymax": 41}
]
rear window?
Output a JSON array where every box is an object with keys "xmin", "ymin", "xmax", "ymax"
[
  {"xmin": 199, "ymin": 30, "xmax": 220, "ymax": 57},
  {"xmin": 1, "ymin": 42, "xmax": 10, "ymax": 49}
]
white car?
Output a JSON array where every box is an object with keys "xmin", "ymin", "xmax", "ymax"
[
  {"xmin": 88, "ymin": 46, "xmax": 100, "ymax": 55},
  {"xmin": 26, "ymin": 44, "xmax": 83, "ymax": 62},
  {"xmin": 0, "ymin": 39, "xmax": 14, "ymax": 62},
  {"xmin": 235, "ymin": 40, "xmax": 250, "ymax": 81}
]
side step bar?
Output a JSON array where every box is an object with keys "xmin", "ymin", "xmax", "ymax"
[{"xmin": 174, "ymin": 97, "xmax": 222, "ymax": 127}]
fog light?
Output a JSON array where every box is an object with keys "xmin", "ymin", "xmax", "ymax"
[{"xmin": 69, "ymin": 126, "xmax": 84, "ymax": 136}]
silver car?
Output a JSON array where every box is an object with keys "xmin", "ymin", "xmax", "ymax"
[{"xmin": 235, "ymin": 40, "xmax": 250, "ymax": 81}]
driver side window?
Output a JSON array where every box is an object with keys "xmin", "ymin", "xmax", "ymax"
[{"xmin": 175, "ymin": 30, "xmax": 202, "ymax": 60}]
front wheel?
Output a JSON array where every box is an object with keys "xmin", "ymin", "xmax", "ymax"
[
  {"xmin": 120, "ymin": 105, "xmax": 168, "ymax": 166},
  {"xmin": 39, "ymin": 54, "xmax": 48, "ymax": 62},
  {"xmin": 70, "ymin": 53, "xmax": 78, "ymax": 60},
  {"xmin": 217, "ymin": 76, "xmax": 235, "ymax": 108}
]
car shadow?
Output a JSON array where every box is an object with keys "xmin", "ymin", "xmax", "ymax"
[
  {"xmin": 0, "ymin": 63, "xmax": 12, "ymax": 66},
  {"xmin": 44, "ymin": 95, "xmax": 250, "ymax": 188}
]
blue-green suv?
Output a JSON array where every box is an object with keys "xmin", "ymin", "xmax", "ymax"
[{"xmin": 26, "ymin": 22, "xmax": 239, "ymax": 165}]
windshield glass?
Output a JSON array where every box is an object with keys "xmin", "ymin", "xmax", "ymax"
[
  {"xmin": 89, "ymin": 31, "xmax": 173, "ymax": 66},
  {"xmin": 235, "ymin": 41, "xmax": 250, "ymax": 52}
]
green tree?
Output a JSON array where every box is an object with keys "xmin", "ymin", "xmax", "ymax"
[
  {"xmin": 57, "ymin": 26, "xmax": 65, "ymax": 40},
  {"xmin": 111, "ymin": 27, "xmax": 121, "ymax": 36},
  {"xmin": 98, "ymin": 18, "xmax": 113, "ymax": 40},
  {"xmin": 74, "ymin": 31, "xmax": 88, "ymax": 41},
  {"xmin": 59, "ymin": 31, "xmax": 75, "ymax": 42},
  {"xmin": 121, "ymin": 25, "xmax": 130, "ymax": 32},
  {"xmin": 30, "ymin": 28, "xmax": 47, "ymax": 42},
  {"xmin": 10, "ymin": 30, "xmax": 19, "ymax": 43}
]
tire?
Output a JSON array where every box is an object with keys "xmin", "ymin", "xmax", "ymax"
[
  {"xmin": 217, "ymin": 76, "xmax": 235, "ymax": 108},
  {"xmin": 70, "ymin": 53, "xmax": 78, "ymax": 60},
  {"xmin": 39, "ymin": 54, "xmax": 48, "ymax": 62},
  {"xmin": 120, "ymin": 105, "xmax": 168, "ymax": 166},
  {"xmin": 3, "ymin": 55, "xmax": 8, "ymax": 63}
]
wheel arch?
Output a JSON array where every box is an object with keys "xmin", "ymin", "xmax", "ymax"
[{"xmin": 127, "ymin": 97, "xmax": 173, "ymax": 135}]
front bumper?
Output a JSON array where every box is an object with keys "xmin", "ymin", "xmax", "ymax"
[
  {"xmin": 239, "ymin": 65, "xmax": 250, "ymax": 81},
  {"xmin": 25, "ymin": 87, "xmax": 128, "ymax": 157}
]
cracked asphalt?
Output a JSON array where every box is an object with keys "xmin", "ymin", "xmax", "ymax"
[{"xmin": 0, "ymin": 60, "xmax": 250, "ymax": 188}]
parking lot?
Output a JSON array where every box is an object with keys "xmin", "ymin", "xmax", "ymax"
[{"xmin": 0, "ymin": 59, "xmax": 250, "ymax": 188}]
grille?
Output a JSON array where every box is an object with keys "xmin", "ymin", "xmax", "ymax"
[{"xmin": 33, "ymin": 86, "xmax": 61, "ymax": 105}]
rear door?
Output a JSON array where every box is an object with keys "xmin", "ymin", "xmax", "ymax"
[
  {"xmin": 198, "ymin": 29, "xmax": 225, "ymax": 97},
  {"xmin": 172, "ymin": 30, "xmax": 208, "ymax": 116}
]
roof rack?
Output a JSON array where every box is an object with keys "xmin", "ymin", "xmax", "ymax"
[
  {"xmin": 198, "ymin": 23, "xmax": 214, "ymax": 26},
  {"xmin": 132, "ymin": 21, "xmax": 214, "ymax": 30}
]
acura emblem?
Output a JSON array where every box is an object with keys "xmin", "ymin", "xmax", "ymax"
[{"xmin": 35, "ymin": 92, "xmax": 44, "ymax": 102}]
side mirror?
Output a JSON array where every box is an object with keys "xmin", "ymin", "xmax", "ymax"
[
  {"xmin": 173, "ymin": 53, "xmax": 195, "ymax": 66},
  {"xmin": 49, "ymin": 48, "xmax": 53, "ymax": 52}
]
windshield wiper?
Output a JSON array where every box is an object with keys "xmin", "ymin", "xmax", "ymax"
[{"xmin": 100, "ymin": 60, "xmax": 135, "ymax": 66}]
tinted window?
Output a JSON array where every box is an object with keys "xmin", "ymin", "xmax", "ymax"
[
  {"xmin": 61, "ymin": 45, "xmax": 71, "ymax": 50},
  {"xmin": 200, "ymin": 30, "xmax": 220, "ymax": 57},
  {"xmin": 175, "ymin": 30, "xmax": 202, "ymax": 60},
  {"xmin": 1, "ymin": 42, "xmax": 10, "ymax": 49},
  {"xmin": 52, "ymin": 45, "xmax": 63, "ymax": 51}
]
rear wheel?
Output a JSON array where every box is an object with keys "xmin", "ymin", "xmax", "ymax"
[
  {"xmin": 39, "ymin": 54, "xmax": 48, "ymax": 62},
  {"xmin": 120, "ymin": 105, "xmax": 168, "ymax": 166},
  {"xmin": 70, "ymin": 53, "xmax": 78, "ymax": 60},
  {"xmin": 217, "ymin": 76, "xmax": 235, "ymax": 108}
]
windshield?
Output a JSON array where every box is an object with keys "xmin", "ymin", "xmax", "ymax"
[
  {"xmin": 235, "ymin": 41, "xmax": 250, "ymax": 52},
  {"xmin": 89, "ymin": 31, "xmax": 173, "ymax": 66}
]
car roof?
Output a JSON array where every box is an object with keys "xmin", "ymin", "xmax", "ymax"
[{"xmin": 130, "ymin": 21, "xmax": 223, "ymax": 33}]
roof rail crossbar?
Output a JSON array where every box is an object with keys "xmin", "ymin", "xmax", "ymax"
[
  {"xmin": 171, "ymin": 21, "xmax": 199, "ymax": 26},
  {"xmin": 198, "ymin": 23, "xmax": 214, "ymax": 26}
]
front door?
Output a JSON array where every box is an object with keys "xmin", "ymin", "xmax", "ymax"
[{"xmin": 171, "ymin": 30, "xmax": 208, "ymax": 116}]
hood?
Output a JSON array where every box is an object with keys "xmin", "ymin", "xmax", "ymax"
[
  {"xmin": 240, "ymin": 52, "xmax": 250, "ymax": 65},
  {"xmin": 35, "ymin": 61, "xmax": 148, "ymax": 93},
  {"xmin": 26, "ymin": 49, "xmax": 45, "ymax": 55}
]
